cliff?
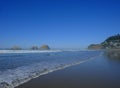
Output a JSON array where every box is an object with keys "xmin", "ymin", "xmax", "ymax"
[
  {"xmin": 88, "ymin": 34, "xmax": 120, "ymax": 49},
  {"xmin": 101, "ymin": 34, "xmax": 120, "ymax": 49},
  {"xmin": 88, "ymin": 44, "xmax": 103, "ymax": 50}
]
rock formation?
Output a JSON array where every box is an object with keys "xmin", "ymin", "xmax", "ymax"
[
  {"xmin": 101, "ymin": 34, "xmax": 120, "ymax": 49},
  {"xmin": 88, "ymin": 44, "xmax": 103, "ymax": 50},
  {"xmin": 88, "ymin": 34, "xmax": 120, "ymax": 49},
  {"xmin": 31, "ymin": 46, "xmax": 39, "ymax": 50},
  {"xmin": 11, "ymin": 46, "xmax": 22, "ymax": 50},
  {"xmin": 40, "ymin": 45, "xmax": 50, "ymax": 50}
]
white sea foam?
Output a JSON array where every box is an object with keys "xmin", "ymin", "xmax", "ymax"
[
  {"xmin": 0, "ymin": 49, "xmax": 93, "ymax": 54},
  {"xmin": 0, "ymin": 50, "xmax": 62, "ymax": 54},
  {"xmin": 0, "ymin": 51, "xmax": 102, "ymax": 88}
]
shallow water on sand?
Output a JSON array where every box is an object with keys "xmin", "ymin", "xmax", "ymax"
[{"xmin": 16, "ymin": 54, "xmax": 120, "ymax": 88}]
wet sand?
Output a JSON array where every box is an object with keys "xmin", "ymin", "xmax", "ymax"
[
  {"xmin": 105, "ymin": 49, "xmax": 120, "ymax": 59},
  {"xmin": 16, "ymin": 55, "xmax": 120, "ymax": 88}
]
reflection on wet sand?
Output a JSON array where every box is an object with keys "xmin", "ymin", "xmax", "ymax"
[{"xmin": 105, "ymin": 49, "xmax": 120, "ymax": 60}]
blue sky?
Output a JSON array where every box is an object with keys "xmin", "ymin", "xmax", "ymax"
[{"xmin": 0, "ymin": 0, "xmax": 120, "ymax": 49}]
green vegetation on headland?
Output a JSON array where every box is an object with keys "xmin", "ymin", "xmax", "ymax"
[
  {"xmin": 88, "ymin": 34, "xmax": 120, "ymax": 49},
  {"xmin": 101, "ymin": 34, "xmax": 120, "ymax": 49}
]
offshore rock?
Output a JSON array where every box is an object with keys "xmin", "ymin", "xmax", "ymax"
[{"xmin": 40, "ymin": 45, "xmax": 50, "ymax": 50}]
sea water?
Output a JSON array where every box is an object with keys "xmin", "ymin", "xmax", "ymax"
[{"xmin": 0, "ymin": 50, "xmax": 102, "ymax": 88}]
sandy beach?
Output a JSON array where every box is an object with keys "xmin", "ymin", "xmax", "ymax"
[{"xmin": 16, "ymin": 54, "xmax": 120, "ymax": 88}]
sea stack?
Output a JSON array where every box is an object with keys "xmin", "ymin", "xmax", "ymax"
[
  {"xmin": 31, "ymin": 46, "xmax": 39, "ymax": 50},
  {"xmin": 40, "ymin": 45, "xmax": 50, "ymax": 50},
  {"xmin": 11, "ymin": 46, "xmax": 22, "ymax": 50}
]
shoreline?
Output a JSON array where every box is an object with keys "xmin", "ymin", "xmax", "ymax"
[
  {"xmin": 0, "ymin": 51, "xmax": 101, "ymax": 88},
  {"xmin": 15, "ymin": 59, "xmax": 94, "ymax": 88},
  {"xmin": 0, "ymin": 57, "xmax": 96, "ymax": 88},
  {"xmin": 16, "ymin": 54, "xmax": 120, "ymax": 88}
]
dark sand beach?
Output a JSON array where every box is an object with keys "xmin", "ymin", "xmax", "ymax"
[{"xmin": 16, "ymin": 55, "xmax": 120, "ymax": 88}]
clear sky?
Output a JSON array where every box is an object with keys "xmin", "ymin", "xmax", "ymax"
[{"xmin": 0, "ymin": 0, "xmax": 120, "ymax": 49}]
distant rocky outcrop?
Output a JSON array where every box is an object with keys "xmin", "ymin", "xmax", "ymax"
[
  {"xmin": 31, "ymin": 46, "xmax": 39, "ymax": 50},
  {"xmin": 88, "ymin": 44, "xmax": 103, "ymax": 50},
  {"xmin": 88, "ymin": 34, "xmax": 120, "ymax": 49},
  {"xmin": 40, "ymin": 45, "xmax": 50, "ymax": 50},
  {"xmin": 11, "ymin": 46, "xmax": 22, "ymax": 50}
]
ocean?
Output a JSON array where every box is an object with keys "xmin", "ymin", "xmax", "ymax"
[{"xmin": 0, "ymin": 50, "xmax": 102, "ymax": 88}]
